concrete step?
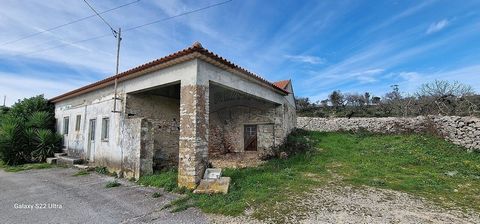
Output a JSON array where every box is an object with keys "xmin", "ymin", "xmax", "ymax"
[
  {"xmin": 57, "ymin": 156, "xmax": 83, "ymax": 167},
  {"xmin": 46, "ymin": 157, "xmax": 57, "ymax": 164},
  {"xmin": 73, "ymin": 164, "xmax": 94, "ymax": 171},
  {"xmin": 54, "ymin": 153, "xmax": 67, "ymax": 158}
]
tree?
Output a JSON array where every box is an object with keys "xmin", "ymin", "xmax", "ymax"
[
  {"xmin": 0, "ymin": 95, "xmax": 61, "ymax": 165},
  {"xmin": 371, "ymin": 96, "xmax": 381, "ymax": 105},
  {"xmin": 320, "ymin": 99, "xmax": 329, "ymax": 107},
  {"xmin": 364, "ymin": 92, "xmax": 371, "ymax": 105},
  {"xmin": 295, "ymin": 97, "xmax": 312, "ymax": 110},
  {"xmin": 416, "ymin": 80, "xmax": 476, "ymax": 116},
  {"xmin": 329, "ymin": 90, "xmax": 344, "ymax": 109},
  {"xmin": 417, "ymin": 80, "xmax": 474, "ymax": 97}
]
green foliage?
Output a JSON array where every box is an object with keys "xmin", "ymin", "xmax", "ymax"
[
  {"xmin": 73, "ymin": 170, "xmax": 90, "ymax": 176},
  {"xmin": 9, "ymin": 95, "xmax": 55, "ymax": 125},
  {"xmin": 32, "ymin": 129, "xmax": 62, "ymax": 162},
  {"xmin": 0, "ymin": 161, "xmax": 53, "ymax": 172},
  {"xmin": 105, "ymin": 180, "xmax": 121, "ymax": 188},
  {"xmin": 152, "ymin": 192, "xmax": 163, "ymax": 198},
  {"xmin": 138, "ymin": 169, "xmax": 180, "ymax": 192},
  {"xmin": 264, "ymin": 129, "xmax": 316, "ymax": 159},
  {"xmin": 297, "ymin": 80, "xmax": 479, "ymax": 117},
  {"xmin": 95, "ymin": 166, "xmax": 109, "ymax": 174},
  {"xmin": 0, "ymin": 95, "xmax": 61, "ymax": 165}
]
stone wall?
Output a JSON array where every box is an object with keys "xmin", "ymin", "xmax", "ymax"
[
  {"xmin": 209, "ymin": 103, "xmax": 277, "ymax": 155},
  {"xmin": 125, "ymin": 93, "xmax": 180, "ymax": 170},
  {"xmin": 297, "ymin": 116, "xmax": 480, "ymax": 152}
]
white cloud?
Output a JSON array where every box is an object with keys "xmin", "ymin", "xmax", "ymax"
[
  {"xmin": 285, "ymin": 55, "xmax": 326, "ymax": 64},
  {"xmin": 0, "ymin": 72, "xmax": 89, "ymax": 106},
  {"xmin": 426, "ymin": 19, "xmax": 449, "ymax": 34}
]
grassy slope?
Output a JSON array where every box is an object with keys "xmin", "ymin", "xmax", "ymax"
[{"xmin": 139, "ymin": 132, "xmax": 480, "ymax": 217}]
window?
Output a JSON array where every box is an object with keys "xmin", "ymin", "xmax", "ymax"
[
  {"xmin": 101, "ymin": 117, "xmax": 109, "ymax": 141},
  {"xmin": 63, "ymin": 117, "xmax": 69, "ymax": 135},
  {"xmin": 75, "ymin": 115, "xmax": 81, "ymax": 131}
]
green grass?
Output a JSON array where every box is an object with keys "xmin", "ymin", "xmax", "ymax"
[
  {"xmin": 138, "ymin": 132, "xmax": 480, "ymax": 219},
  {"xmin": 0, "ymin": 161, "xmax": 54, "ymax": 172},
  {"xmin": 138, "ymin": 169, "xmax": 181, "ymax": 192},
  {"xmin": 73, "ymin": 170, "xmax": 90, "ymax": 176},
  {"xmin": 152, "ymin": 192, "xmax": 163, "ymax": 198},
  {"xmin": 105, "ymin": 180, "xmax": 121, "ymax": 188}
]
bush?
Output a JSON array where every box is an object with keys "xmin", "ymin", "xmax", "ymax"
[
  {"xmin": 263, "ymin": 129, "xmax": 317, "ymax": 160},
  {"xmin": 0, "ymin": 95, "xmax": 61, "ymax": 165}
]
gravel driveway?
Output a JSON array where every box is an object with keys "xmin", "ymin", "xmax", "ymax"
[
  {"xmin": 0, "ymin": 168, "xmax": 208, "ymax": 224},
  {"xmin": 2, "ymin": 168, "xmax": 479, "ymax": 224},
  {"xmin": 210, "ymin": 184, "xmax": 480, "ymax": 224}
]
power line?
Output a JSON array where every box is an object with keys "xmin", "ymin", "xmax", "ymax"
[
  {"xmin": 124, "ymin": 0, "xmax": 233, "ymax": 31},
  {"xmin": 18, "ymin": 0, "xmax": 233, "ymax": 57},
  {"xmin": 83, "ymin": 0, "xmax": 122, "ymax": 113},
  {"xmin": 83, "ymin": 0, "xmax": 117, "ymax": 37},
  {"xmin": 0, "ymin": 0, "xmax": 140, "ymax": 46}
]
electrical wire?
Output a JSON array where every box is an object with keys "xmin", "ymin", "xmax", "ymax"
[
  {"xmin": 17, "ymin": 0, "xmax": 233, "ymax": 57},
  {"xmin": 0, "ymin": 0, "xmax": 140, "ymax": 46},
  {"xmin": 83, "ymin": 0, "xmax": 118, "ymax": 37}
]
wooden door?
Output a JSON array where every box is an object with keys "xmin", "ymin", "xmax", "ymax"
[
  {"xmin": 87, "ymin": 119, "xmax": 96, "ymax": 162},
  {"xmin": 244, "ymin": 125, "xmax": 257, "ymax": 151}
]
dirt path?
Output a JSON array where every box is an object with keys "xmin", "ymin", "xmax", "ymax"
[{"xmin": 209, "ymin": 184, "xmax": 480, "ymax": 224}]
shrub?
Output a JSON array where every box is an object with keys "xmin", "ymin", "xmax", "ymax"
[
  {"xmin": 105, "ymin": 181, "xmax": 121, "ymax": 188},
  {"xmin": 262, "ymin": 129, "xmax": 316, "ymax": 160},
  {"xmin": 0, "ymin": 95, "xmax": 61, "ymax": 165},
  {"xmin": 32, "ymin": 129, "xmax": 63, "ymax": 162}
]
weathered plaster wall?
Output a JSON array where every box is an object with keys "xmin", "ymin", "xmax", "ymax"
[
  {"xmin": 54, "ymin": 61, "xmax": 196, "ymax": 174},
  {"xmin": 297, "ymin": 116, "xmax": 480, "ymax": 151},
  {"xmin": 54, "ymin": 86, "xmax": 123, "ymax": 168},
  {"xmin": 125, "ymin": 93, "xmax": 180, "ymax": 170},
  {"xmin": 120, "ymin": 118, "xmax": 154, "ymax": 179}
]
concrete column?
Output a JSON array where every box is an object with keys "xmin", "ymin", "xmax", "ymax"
[{"xmin": 178, "ymin": 82, "xmax": 209, "ymax": 189}]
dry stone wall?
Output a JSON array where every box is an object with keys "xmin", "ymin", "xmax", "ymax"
[{"xmin": 297, "ymin": 116, "xmax": 480, "ymax": 152}]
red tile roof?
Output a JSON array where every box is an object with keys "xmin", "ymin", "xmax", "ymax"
[
  {"xmin": 50, "ymin": 42, "xmax": 289, "ymax": 102},
  {"xmin": 273, "ymin": 80, "xmax": 291, "ymax": 91}
]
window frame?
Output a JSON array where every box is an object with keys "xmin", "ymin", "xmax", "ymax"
[
  {"xmin": 63, "ymin": 116, "xmax": 70, "ymax": 135},
  {"xmin": 101, "ymin": 117, "xmax": 110, "ymax": 141},
  {"xmin": 75, "ymin": 114, "xmax": 81, "ymax": 131}
]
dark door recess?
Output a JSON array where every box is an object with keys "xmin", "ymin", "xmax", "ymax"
[{"xmin": 244, "ymin": 125, "xmax": 257, "ymax": 151}]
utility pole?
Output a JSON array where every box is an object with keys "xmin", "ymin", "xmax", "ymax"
[
  {"xmin": 2, "ymin": 95, "xmax": 5, "ymax": 107},
  {"xmin": 112, "ymin": 27, "xmax": 121, "ymax": 113},
  {"xmin": 83, "ymin": 0, "xmax": 121, "ymax": 113}
]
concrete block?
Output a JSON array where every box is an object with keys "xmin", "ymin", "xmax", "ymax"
[
  {"xmin": 57, "ymin": 156, "xmax": 83, "ymax": 167},
  {"xmin": 54, "ymin": 153, "xmax": 67, "ymax": 158},
  {"xmin": 73, "ymin": 164, "xmax": 93, "ymax": 171},
  {"xmin": 46, "ymin": 157, "xmax": 57, "ymax": 164},
  {"xmin": 203, "ymin": 168, "xmax": 222, "ymax": 179},
  {"xmin": 193, "ymin": 177, "xmax": 230, "ymax": 194}
]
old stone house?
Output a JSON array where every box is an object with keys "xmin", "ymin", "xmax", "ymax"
[{"xmin": 51, "ymin": 42, "xmax": 296, "ymax": 188}]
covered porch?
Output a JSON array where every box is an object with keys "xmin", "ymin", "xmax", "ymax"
[{"xmin": 122, "ymin": 80, "xmax": 283, "ymax": 188}]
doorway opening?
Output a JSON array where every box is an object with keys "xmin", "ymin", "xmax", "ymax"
[{"xmin": 244, "ymin": 125, "xmax": 257, "ymax": 151}]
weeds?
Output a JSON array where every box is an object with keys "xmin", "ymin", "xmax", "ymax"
[
  {"xmin": 105, "ymin": 181, "xmax": 121, "ymax": 188},
  {"xmin": 73, "ymin": 170, "xmax": 89, "ymax": 176}
]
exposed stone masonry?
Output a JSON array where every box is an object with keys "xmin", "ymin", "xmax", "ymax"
[
  {"xmin": 298, "ymin": 116, "xmax": 480, "ymax": 152},
  {"xmin": 178, "ymin": 84, "xmax": 209, "ymax": 189}
]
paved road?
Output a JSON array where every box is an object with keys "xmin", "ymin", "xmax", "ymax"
[{"xmin": 0, "ymin": 168, "xmax": 209, "ymax": 224}]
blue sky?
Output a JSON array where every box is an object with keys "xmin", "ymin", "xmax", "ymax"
[{"xmin": 0, "ymin": 0, "xmax": 479, "ymax": 105}]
